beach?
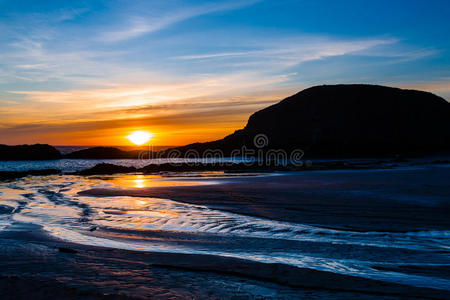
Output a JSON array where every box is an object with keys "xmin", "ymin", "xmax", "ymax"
[
  {"xmin": 2, "ymin": 1, "xmax": 450, "ymax": 298},
  {"xmin": 82, "ymin": 166, "xmax": 450, "ymax": 232},
  {"xmin": 0, "ymin": 164, "xmax": 449, "ymax": 298}
]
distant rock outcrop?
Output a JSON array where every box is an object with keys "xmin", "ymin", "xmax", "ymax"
[
  {"xmin": 76, "ymin": 162, "xmax": 288, "ymax": 175},
  {"xmin": 63, "ymin": 147, "xmax": 152, "ymax": 159},
  {"xmin": 170, "ymin": 84, "xmax": 450, "ymax": 157},
  {"xmin": 76, "ymin": 163, "xmax": 138, "ymax": 175},
  {"xmin": 0, "ymin": 144, "xmax": 61, "ymax": 160}
]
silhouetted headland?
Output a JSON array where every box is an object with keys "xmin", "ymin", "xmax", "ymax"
[{"xmin": 172, "ymin": 84, "xmax": 450, "ymax": 157}]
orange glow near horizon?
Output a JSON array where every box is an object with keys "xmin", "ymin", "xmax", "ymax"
[
  {"xmin": 0, "ymin": 79, "xmax": 294, "ymax": 146},
  {"xmin": 0, "ymin": 107, "xmax": 262, "ymax": 146}
]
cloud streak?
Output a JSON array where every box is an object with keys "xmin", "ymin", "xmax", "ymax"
[{"xmin": 99, "ymin": 0, "xmax": 260, "ymax": 42}]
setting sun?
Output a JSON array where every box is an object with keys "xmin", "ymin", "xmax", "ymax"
[{"xmin": 126, "ymin": 131, "xmax": 152, "ymax": 145}]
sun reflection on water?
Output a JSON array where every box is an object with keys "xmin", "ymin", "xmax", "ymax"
[
  {"xmin": 133, "ymin": 178, "xmax": 146, "ymax": 188},
  {"xmin": 107, "ymin": 174, "xmax": 211, "ymax": 189}
]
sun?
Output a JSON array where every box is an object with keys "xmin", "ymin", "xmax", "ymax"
[{"xmin": 126, "ymin": 131, "xmax": 152, "ymax": 145}]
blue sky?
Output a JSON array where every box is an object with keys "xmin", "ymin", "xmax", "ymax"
[{"xmin": 0, "ymin": 0, "xmax": 449, "ymax": 145}]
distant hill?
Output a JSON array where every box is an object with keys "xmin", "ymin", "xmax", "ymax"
[
  {"xmin": 0, "ymin": 144, "xmax": 61, "ymax": 160},
  {"xmin": 55, "ymin": 145, "xmax": 175, "ymax": 155},
  {"xmin": 169, "ymin": 84, "xmax": 450, "ymax": 157},
  {"xmin": 63, "ymin": 146, "xmax": 154, "ymax": 159}
]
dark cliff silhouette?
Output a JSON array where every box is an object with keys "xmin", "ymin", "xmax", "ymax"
[
  {"xmin": 0, "ymin": 144, "xmax": 61, "ymax": 160},
  {"xmin": 170, "ymin": 84, "xmax": 450, "ymax": 157}
]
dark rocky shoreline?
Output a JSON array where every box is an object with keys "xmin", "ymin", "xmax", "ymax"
[
  {"xmin": 1, "ymin": 158, "xmax": 448, "ymax": 180},
  {"xmin": 75, "ymin": 158, "xmax": 448, "ymax": 175}
]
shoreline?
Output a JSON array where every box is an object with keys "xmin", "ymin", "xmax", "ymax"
[
  {"xmin": 0, "ymin": 222, "xmax": 448, "ymax": 299},
  {"xmin": 1, "ymin": 164, "xmax": 449, "ymax": 298},
  {"xmin": 1, "ymin": 155, "xmax": 448, "ymax": 181},
  {"xmin": 80, "ymin": 166, "xmax": 450, "ymax": 232}
]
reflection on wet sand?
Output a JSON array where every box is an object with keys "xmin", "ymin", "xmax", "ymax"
[{"xmin": 108, "ymin": 174, "xmax": 213, "ymax": 189}]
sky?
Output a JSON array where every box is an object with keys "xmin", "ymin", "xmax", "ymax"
[{"xmin": 0, "ymin": 0, "xmax": 449, "ymax": 146}]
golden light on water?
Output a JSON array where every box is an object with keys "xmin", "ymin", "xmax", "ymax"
[
  {"xmin": 126, "ymin": 131, "xmax": 152, "ymax": 145},
  {"xmin": 133, "ymin": 178, "xmax": 146, "ymax": 188},
  {"xmin": 109, "ymin": 174, "xmax": 210, "ymax": 189}
]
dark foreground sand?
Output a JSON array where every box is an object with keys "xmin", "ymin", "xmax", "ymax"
[{"xmin": 0, "ymin": 223, "xmax": 448, "ymax": 300}]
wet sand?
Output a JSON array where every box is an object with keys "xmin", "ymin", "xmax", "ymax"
[
  {"xmin": 1, "ymin": 166, "xmax": 449, "ymax": 298},
  {"xmin": 82, "ymin": 167, "xmax": 450, "ymax": 232},
  {"xmin": 0, "ymin": 223, "xmax": 447, "ymax": 299}
]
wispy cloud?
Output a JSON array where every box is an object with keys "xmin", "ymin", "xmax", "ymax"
[
  {"xmin": 173, "ymin": 51, "xmax": 252, "ymax": 60},
  {"xmin": 176, "ymin": 38, "xmax": 392, "ymax": 56},
  {"xmin": 99, "ymin": 0, "xmax": 260, "ymax": 42},
  {"xmin": 173, "ymin": 38, "xmax": 398, "ymax": 67},
  {"xmin": 2, "ymin": 33, "xmax": 440, "ymax": 131}
]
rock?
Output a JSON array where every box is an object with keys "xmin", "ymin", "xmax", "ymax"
[
  {"xmin": 167, "ymin": 85, "xmax": 450, "ymax": 158},
  {"xmin": 64, "ymin": 147, "xmax": 134, "ymax": 159},
  {"xmin": 76, "ymin": 163, "xmax": 138, "ymax": 175},
  {"xmin": 63, "ymin": 146, "xmax": 155, "ymax": 159},
  {"xmin": 0, "ymin": 144, "xmax": 61, "ymax": 160}
]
